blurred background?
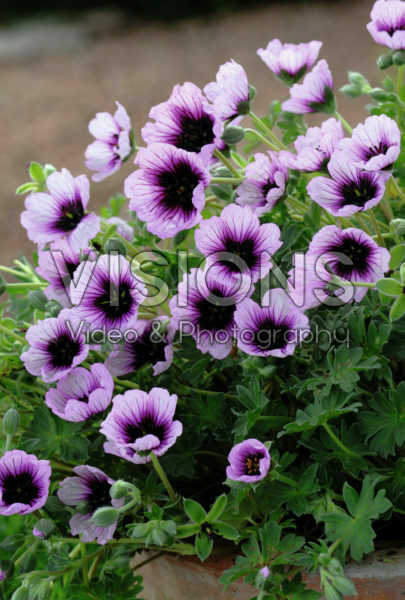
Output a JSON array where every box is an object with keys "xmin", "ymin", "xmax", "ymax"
[{"xmin": 0, "ymin": 0, "xmax": 379, "ymax": 265}]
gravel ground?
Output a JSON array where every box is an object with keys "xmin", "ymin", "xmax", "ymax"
[{"xmin": 0, "ymin": 0, "xmax": 380, "ymax": 266}]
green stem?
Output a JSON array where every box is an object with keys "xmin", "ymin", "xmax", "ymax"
[
  {"xmin": 397, "ymin": 65, "xmax": 404, "ymax": 122},
  {"xmin": 353, "ymin": 212, "xmax": 373, "ymax": 236},
  {"xmin": 88, "ymin": 554, "xmax": 102, "ymax": 580},
  {"xmin": 4, "ymin": 434, "xmax": 13, "ymax": 453},
  {"xmin": 249, "ymin": 110, "xmax": 288, "ymax": 150},
  {"xmin": 133, "ymin": 551, "xmax": 164, "ymax": 572},
  {"xmin": 272, "ymin": 471, "xmax": 298, "ymax": 488},
  {"xmin": 322, "ymin": 422, "xmax": 361, "ymax": 458},
  {"xmin": 50, "ymin": 460, "xmax": 73, "ymax": 474},
  {"xmin": 393, "ymin": 507, "xmax": 405, "ymax": 515},
  {"xmin": 244, "ymin": 128, "xmax": 279, "ymax": 151},
  {"xmin": 369, "ymin": 208, "xmax": 386, "ymax": 247},
  {"xmin": 150, "ymin": 452, "xmax": 177, "ymax": 502},
  {"xmin": 0, "ymin": 266, "xmax": 33, "ymax": 281},
  {"xmin": 213, "ymin": 149, "xmax": 240, "ymax": 177},
  {"xmin": 6, "ymin": 282, "xmax": 47, "ymax": 290},
  {"xmin": 391, "ymin": 174, "xmax": 405, "ymax": 206},
  {"xmin": 112, "ymin": 376, "xmax": 139, "ymax": 390},
  {"xmin": 339, "ymin": 280, "xmax": 376, "ymax": 288},
  {"xmin": 80, "ymin": 543, "xmax": 89, "ymax": 587},
  {"xmin": 0, "ymin": 323, "xmax": 26, "ymax": 345},
  {"xmin": 328, "ymin": 538, "xmax": 342, "ymax": 555},
  {"xmin": 177, "ymin": 384, "xmax": 236, "ymax": 400},
  {"xmin": 211, "ymin": 176, "xmax": 244, "ymax": 185},
  {"xmin": 286, "ymin": 195, "xmax": 309, "ymax": 215},
  {"xmin": 333, "ymin": 111, "xmax": 352, "ymax": 134}
]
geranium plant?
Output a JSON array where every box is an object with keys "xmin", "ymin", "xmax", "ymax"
[{"xmin": 1, "ymin": 2, "xmax": 405, "ymax": 599}]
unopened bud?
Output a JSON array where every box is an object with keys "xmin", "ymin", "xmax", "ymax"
[
  {"xmin": 391, "ymin": 218, "xmax": 405, "ymax": 235},
  {"xmin": 109, "ymin": 480, "xmax": 128, "ymax": 500},
  {"xmin": 221, "ymin": 126, "xmax": 245, "ymax": 145},
  {"xmin": 370, "ymin": 87, "xmax": 390, "ymax": 102},
  {"xmin": 104, "ymin": 238, "xmax": 127, "ymax": 256},
  {"xmin": 393, "ymin": 50, "xmax": 405, "ymax": 66},
  {"xmin": 2, "ymin": 408, "xmax": 20, "ymax": 436},
  {"xmin": 91, "ymin": 506, "xmax": 118, "ymax": 527},
  {"xmin": 340, "ymin": 84, "xmax": 362, "ymax": 98},
  {"xmin": 28, "ymin": 290, "xmax": 48, "ymax": 311},
  {"xmin": 0, "ymin": 276, "xmax": 7, "ymax": 295},
  {"xmin": 377, "ymin": 54, "xmax": 393, "ymax": 70},
  {"xmin": 76, "ymin": 501, "xmax": 92, "ymax": 516}
]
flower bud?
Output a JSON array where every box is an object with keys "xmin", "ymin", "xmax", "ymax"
[
  {"xmin": 0, "ymin": 276, "xmax": 7, "ymax": 295},
  {"xmin": 91, "ymin": 506, "xmax": 118, "ymax": 527},
  {"xmin": 28, "ymin": 290, "xmax": 48, "ymax": 311},
  {"xmin": 45, "ymin": 300, "xmax": 62, "ymax": 317},
  {"xmin": 109, "ymin": 480, "xmax": 128, "ymax": 499},
  {"xmin": 104, "ymin": 238, "xmax": 127, "ymax": 256},
  {"xmin": 393, "ymin": 50, "xmax": 405, "ymax": 66},
  {"xmin": 340, "ymin": 84, "xmax": 362, "ymax": 98},
  {"xmin": 2, "ymin": 408, "xmax": 20, "ymax": 436},
  {"xmin": 221, "ymin": 126, "xmax": 245, "ymax": 145},
  {"xmin": 391, "ymin": 218, "xmax": 405, "ymax": 235},
  {"xmin": 348, "ymin": 71, "xmax": 367, "ymax": 86},
  {"xmin": 11, "ymin": 588, "xmax": 30, "ymax": 600},
  {"xmin": 377, "ymin": 54, "xmax": 393, "ymax": 70},
  {"xmin": 370, "ymin": 87, "xmax": 389, "ymax": 102}
]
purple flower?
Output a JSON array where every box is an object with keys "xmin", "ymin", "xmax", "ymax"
[
  {"xmin": 304, "ymin": 225, "xmax": 391, "ymax": 303},
  {"xmin": 85, "ymin": 101, "xmax": 132, "ymax": 182},
  {"xmin": 257, "ymin": 39, "xmax": 322, "ymax": 85},
  {"xmin": 194, "ymin": 204, "xmax": 282, "ymax": 283},
  {"xmin": 306, "ymin": 152, "xmax": 387, "ymax": 217},
  {"xmin": 21, "ymin": 168, "xmax": 100, "ymax": 251},
  {"xmin": 338, "ymin": 114, "xmax": 401, "ymax": 172},
  {"xmin": 226, "ymin": 439, "xmax": 271, "ymax": 483},
  {"xmin": 70, "ymin": 253, "xmax": 145, "ymax": 334},
  {"xmin": 169, "ymin": 267, "xmax": 252, "ymax": 359},
  {"xmin": 100, "ymin": 388, "xmax": 182, "ymax": 464},
  {"xmin": 0, "ymin": 569, "xmax": 7, "ymax": 581},
  {"xmin": 21, "ymin": 309, "xmax": 89, "ymax": 383},
  {"xmin": 234, "ymin": 288, "xmax": 309, "ymax": 358},
  {"xmin": 106, "ymin": 216, "xmax": 134, "ymax": 241},
  {"xmin": 36, "ymin": 239, "xmax": 96, "ymax": 308},
  {"xmin": 367, "ymin": 0, "xmax": 405, "ymax": 50},
  {"xmin": 105, "ymin": 318, "xmax": 173, "ymax": 376},
  {"xmin": 281, "ymin": 60, "xmax": 335, "ymax": 114},
  {"xmin": 0, "ymin": 450, "xmax": 51, "ymax": 516},
  {"xmin": 260, "ymin": 566, "xmax": 270, "ymax": 578},
  {"xmin": 45, "ymin": 363, "xmax": 114, "ymax": 422},
  {"xmin": 57, "ymin": 465, "xmax": 124, "ymax": 544},
  {"xmin": 279, "ymin": 118, "xmax": 344, "ymax": 172},
  {"xmin": 204, "ymin": 59, "xmax": 250, "ymax": 120},
  {"xmin": 142, "ymin": 82, "xmax": 223, "ymax": 164},
  {"xmin": 33, "ymin": 527, "xmax": 45, "ymax": 538},
  {"xmin": 124, "ymin": 143, "xmax": 210, "ymax": 239},
  {"xmin": 235, "ymin": 151, "xmax": 288, "ymax": 215}
]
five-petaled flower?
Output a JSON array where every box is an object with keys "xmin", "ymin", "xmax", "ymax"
[{"xmin": 226, "ymin": 439, "xmax": 271, "ymax": 483}]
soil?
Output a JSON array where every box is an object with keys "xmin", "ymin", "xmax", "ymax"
[{"xmin": 0, "ymin": 0, "xmax": 380, "ymax": 267}]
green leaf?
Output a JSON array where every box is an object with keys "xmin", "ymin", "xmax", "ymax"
[
  {"xmin": 29, "ymin": 161, "xmax": 45, "ymax": 184},
  {"xmin": 390, "ymin": 295, "xmax": 405, "ymax": 321},
  {"xmin": 184, "ymin": 498, "xmax": 206, "ymax": 523},
  {"xmin": 214, "ymin": 521, "xmax": 239, "ymax": 541},
  {"xmin": 376, "ymin": 278, "xmax": 403, "ymax": 297},
  {"xmin": 176, "ymin": 523, "xmax": 200, "ymax": 538},
  {"xmin": 16, "ymin": 182, "xmax": 39, "ymax": 195},
  {"xmin": 195, "ymin": 532, "xmax": 213, "ymax": 561},
  {"xmin": 206, "ymin": 494, "xmax": 227, "ymax": 522},
  {"xmin": 389, "ymin": 244, "xmax": 405, "ymax": 270},
  {"xmin": 360, "ymin": 382, "xmax": 405, "ymax": 457},
  {"xmin": 322, "ymin": 476, "xmax": 391, "ymax": 561}
]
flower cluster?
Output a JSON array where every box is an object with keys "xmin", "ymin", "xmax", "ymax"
[{"xmin": 2, "ymin": 3, "xmax": 405, "ymax": 599}]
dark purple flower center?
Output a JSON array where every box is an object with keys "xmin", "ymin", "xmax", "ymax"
[
  {"xmin": 175, "ymin": 114, "xmax": 215, "ymax": 154},
  {"xmin": 158, "ymin": 161, "xmax": 201, "ymax": 218},
  {"xmin": 47, "ymin": 334, "xmax": 81, "ymax": 368},
  {"xmin": 244, "ymin": 453, "xmax": 262, "ymax": 476},
  {"xmin": 254, "ymin": 317, "xmax": 290, "ymax": 351},
  {"xmin": 95, "ymin": 279, "xmax": 133, "ymax": 320},
  {"xmin": 222, "ymin": 236, "xmax": 258, "ymax": 272},
  {"xmin": 364, "ymin": 141, "xmax": 389, "ymax": 159},
  {"xmin": 65, "ymin": 261, "xmax": 79, "ymax": 279},
  {"xmin": 196, "ymin": 288, "xmax": 236, "ymax": 331},
  {"xmin": 87, "ymin": 477, "xmax": 113, "ymax": 511},
  {"xmin": 262, "ymin": 179, "xmax": 277, "ymax": 196},
  {"xmin": 128, "ymin": 329, "xmax": 167, "ymax": 370},
  {"xmin": 123, "ymin": 416, "xmax": 166, "ymax": 443},
  {"xmin": 341, "ymin": 176, "xmax": 377, "ymax": 208},
  {"xmin": 2, "ymin": 471, "xmax": 39, "ymax": 506},
  {"xmin": 56, "ymin": 200, "xmax": 84, "ymax": 232},
  {"xmin": 327, "ymin": 236, "xmax": 372, "ymax": 276}
]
